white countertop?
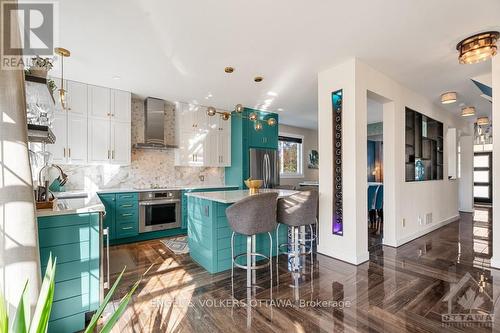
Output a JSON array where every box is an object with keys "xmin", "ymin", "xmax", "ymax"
[
  {"xmin": 184, "ymin": 189, "xmax": 299, "ymax": 204},
  {"xmin": 96, "ymin": 184, "xmax": 238, "ymax": 194},
  {"xmin": 36, "ymin": 193, "xmax": 105, "ymax": 217}
]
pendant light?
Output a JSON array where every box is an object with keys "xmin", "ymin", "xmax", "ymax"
[
  {"xmin": 205, "ymin": 104, "xmax": 277, "ymax": 131},
  {"xmin": 54, "ymin": 47, "xmax": 70, "ymax": 110},
  {"xmin": 456, "ymin": 31, "xmax": 499, "ymax": 64},
  {"xmin": 461, "ymin": 106, "xmax": 476, "ymax": 117},
  {"xmin": 440, "ymin": 92, "xmax": 457, "ymax": 104}
]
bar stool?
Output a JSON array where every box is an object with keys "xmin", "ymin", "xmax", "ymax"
[
  {"xmin": 276, "ymin": 190, "xmax": 318, "ymax": 272},
  {"xmin": 226, "ymin": 192, "xmax": 278, "ymax": 288}
]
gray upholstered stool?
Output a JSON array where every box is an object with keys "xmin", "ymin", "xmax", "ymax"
[
  {"xmin": 276, "ymin": 190, "xmax": 318, "ymax": 271},
  {"xmin": 226, "ymin": 192, "xmax": 278, "ymax": 288}
]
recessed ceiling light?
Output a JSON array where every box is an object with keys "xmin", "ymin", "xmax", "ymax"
[
  {"xmin": 440, "ymin": 92, "xmax": 457, "ymax": 104},
  {"xmin": 267, "ymin": 91, "xmax": 278, "ymax": 96},
  {"xmin": 112, "ymin": 75, "xmax": 121, "ymax": 80},
  {"xmin": 277, "ymin": 108, "xmax": 284, "ymax": 112},
  {"xmin": 224, "ymin": 67, "xmax": 234, "ymax": 73},
  {"xmin": 254, "ymin": 76, "xmax": 263, "ymax": 82}
]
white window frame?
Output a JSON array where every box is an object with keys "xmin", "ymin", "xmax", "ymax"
[{"xmin": 278, "ymin": 132, "xmax": 304, "ymax": 179}]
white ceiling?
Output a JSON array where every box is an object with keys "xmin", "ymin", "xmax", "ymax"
[{"xmin": 54, "ymin": 0, "xmax": 500, "ymax": 129}]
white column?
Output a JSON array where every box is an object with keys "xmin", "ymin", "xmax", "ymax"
[
  {"xmin": 0, "ymin": 0, "xmax": 41, "ymax": 315},
  {"xmin": 458, "ymin": 134, "xmax": 473, "ymax": 213},
  {"xmin": 491, "ymin": 55, "xmax": 500, "ymax": 268},
  {"xmin": 317, "ymin": 59, "xmax": 369, "ymax": 264}
]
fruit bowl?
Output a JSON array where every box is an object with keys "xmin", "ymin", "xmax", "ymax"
[{"xmin": 244, "ymin": 179, "xmax": 263, "ymax": 194}]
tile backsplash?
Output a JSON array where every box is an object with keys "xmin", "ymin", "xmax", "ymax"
[{"xmin": 33, "ymin": 98, "xmax": 225, "ymax": 190}]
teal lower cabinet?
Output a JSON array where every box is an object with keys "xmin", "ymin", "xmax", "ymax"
[
  {"xmin": 187, "ymin": 196, "xmax": 287, "ymax": 273},
  {"xmin": 37, "ymin": 212, "xmax": 100, "ymax": 333},
  {"xmin": 181, "ymin": 187, "xmax": 238, "ymax": 230},
  {"xmin": 98, "ymin": 192, "xmax": 139, "ymax": 243}
]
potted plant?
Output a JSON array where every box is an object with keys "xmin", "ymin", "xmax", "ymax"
[
  {"xmin": 29, "ymin": 56, "xmax": 54, "ymax": 78},
  {"xmin": 0, "ymin": 255, "xmax": 147, "ymax": 332}
]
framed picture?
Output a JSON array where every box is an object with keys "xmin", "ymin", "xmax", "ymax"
[{"xmin": 308, "ymin": 149, "xmax": 319, "ymax": 169}]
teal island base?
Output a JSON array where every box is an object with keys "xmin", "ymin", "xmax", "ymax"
[{"xmin": 187, "ymin": 196, "xmax": 287, "ymax": 274}]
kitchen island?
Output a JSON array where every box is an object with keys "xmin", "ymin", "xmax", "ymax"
[{"xmin": 185, "ymin": 189, "xmax": 297, "ymax": 273}]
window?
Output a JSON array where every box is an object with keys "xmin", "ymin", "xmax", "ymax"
[{"xmin": 278, "ymin": 134, "xmax": 303, "ymax": 178}]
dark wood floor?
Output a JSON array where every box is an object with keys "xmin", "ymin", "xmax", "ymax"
[{"xmin": 103, "ymin": 206, "xmax": 500, "ymax": 332}]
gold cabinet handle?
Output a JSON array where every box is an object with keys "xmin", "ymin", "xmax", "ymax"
[
  {"xmin": 121, "ymin": 213, "xmax": 133, "ymax": 217},
  {"xmin": 122, "ymin": 226, "xmax": 133, "ymax": 230},
  {"xmin": 107, "ymin": 150, "xmax": 110, "ymax": 159},
  {"xmin": 112, "ymin": 150, "xmax": 115, "ymax": 159},
  {"xmin": 63, "ymin": 148, "xmax": 66, "ymax": 157},
  {"xmin": 68, "ymin": 148, "xmax": 71, "ymax": 158}
]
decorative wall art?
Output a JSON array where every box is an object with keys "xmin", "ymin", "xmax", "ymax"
[
  {"xmin": 332, "ymin": 90, "xmax": 343, "ymax": 235},
  {"xmin": 308, "ymin": 150, "xmax": 319, "ymax": 169}
]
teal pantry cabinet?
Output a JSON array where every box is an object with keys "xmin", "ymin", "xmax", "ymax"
[
  {"xmin": 225, "ymin": 108, "xmax": 279, "ymax": 187},
  {"xmin": 37, "ymin": 212, "xmax": 100, "ymax": 333}
]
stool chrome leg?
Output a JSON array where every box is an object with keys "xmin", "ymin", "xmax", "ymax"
[
  {"xmin": 231, "ymin": 232, "xmax": 236, "ymax": 297},
  {"xmin": 247, "ymin": 235, "xmax": 252, "ymax": 288},
  {"xmin": 268, "ymin": 231, "xmax": 273, "ymax": 298}
]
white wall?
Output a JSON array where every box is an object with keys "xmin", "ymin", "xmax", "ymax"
[
  {"xmin": 491, "ymin": 55, "xmax": 500, "ymax": 269},
  {"xmin": 459, "ymin": 135, "xmax": 474, "ymax": 213},
  {"xmin": 317, "ymin": 58, "xmax": 467, "ymax": 264}
]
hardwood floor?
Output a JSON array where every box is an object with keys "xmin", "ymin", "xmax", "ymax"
[{"xmin": 104, "ymin": 206, "xmax": 500, "ymax": 332}]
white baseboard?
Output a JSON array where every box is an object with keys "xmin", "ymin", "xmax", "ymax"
[
  {"xmin": 317, "ymin": 248, "xmax": 369, "ymax": 265},
  {"xmin": 395, "ymin": 214, "xmax": 460, "ymax": 247}
]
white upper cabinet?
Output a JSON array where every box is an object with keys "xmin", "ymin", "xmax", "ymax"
[
  {"xmin": 66, "ymin": 80, "xmax": 87, "ymax": 116},
  {"xmin": 48, "ymin": 113, "xmax": 68, "ymax": 163},
  {"xmin": 175, "ymin": 103, "xmax": 231, "ymax": 167},
  {"xmin": 110, "ymin": 121, "xmax": 131, "ymax": 165},
  {"xmin": 48, "ymin": 80, "xmax": 88, "ymax": 165},
  {"xmin": 88, "ymin": 117, "xmax": 111, "ymax": 164},
  {"xmin": 88, "ymin": 85, "xmax": 111, "ymax": 119},
  {"xmin": 112, "ymin": 90, "xmax": 132, "ymax": 122},
  {"xmin": 87, "ymin": 86, "xmax": 132, "ymax": 166},
  {"xmin": 67, "ymin": 114, "xmax": 87, "ymax": 164}
]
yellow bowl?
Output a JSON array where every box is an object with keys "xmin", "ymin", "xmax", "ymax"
[{"xmin": 244, "ymin": 179, "xmax": 263, "ymax": 190}]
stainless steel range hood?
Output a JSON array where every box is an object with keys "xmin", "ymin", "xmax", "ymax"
[{"xmin": 133, "ymin": 97, "xmax": 177, "ymax": 149}]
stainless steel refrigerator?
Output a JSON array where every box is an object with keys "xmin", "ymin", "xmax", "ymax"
[{"xmin": 249, "ymin": 148, "xmax": 279, "ymax": 188}]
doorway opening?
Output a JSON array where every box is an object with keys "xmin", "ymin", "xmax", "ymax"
[{"xmin": 367, "ymin": 93, "xmax": 384, "ymax": 251}]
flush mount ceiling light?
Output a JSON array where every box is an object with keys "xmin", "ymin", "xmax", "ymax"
[
  {"xmin": 461, "ymin": 106, "xmax": 476, "ymax": 117},
  {"xmin": 224, "ymin": 66, "xmax": 234, "ymax": 73},
  {"xmin": 456, "ymin": 31, "xmax": 499, "ymax": 64},
  {"xmin": 440, "ymin": 92, "xmax": 457, "ymax": 104},
  {"xmin": 254, "ymin": 76, "xmax": 263, "ymax": 82},
  {"xmin": 477, "ymin": 116, "xmax": 490, "ymax": 126},
  {"xmin": 54, "ymin": 47, "xmax": 70, "ymax": 110}
]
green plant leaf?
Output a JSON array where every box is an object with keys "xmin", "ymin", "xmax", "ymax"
[
  {"xmin": 84, "ymin": 267, "xmax": 127, "ymax": 333},
  {"xmin": 28, "ymin": 255, "xmax": 56, "ymax": 333},
  {"xmin": 0, "ymin": 291, "xmax": 9, "ymax": 333},
  {"xmin": 11, "ymin": 281, "xmax": 29, "ymax": 333},
  {"xmin": 98, "ymin": 264, "xmax": 153, "ymax": 333},
  {"xmin": 98, "ymin": 279, "xmax": 140, "ymax": 333}
]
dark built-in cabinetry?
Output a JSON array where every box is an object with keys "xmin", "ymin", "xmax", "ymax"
[{"xmin": 405, "ymin": 107, "xmax": 443, "ymax": 182}]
